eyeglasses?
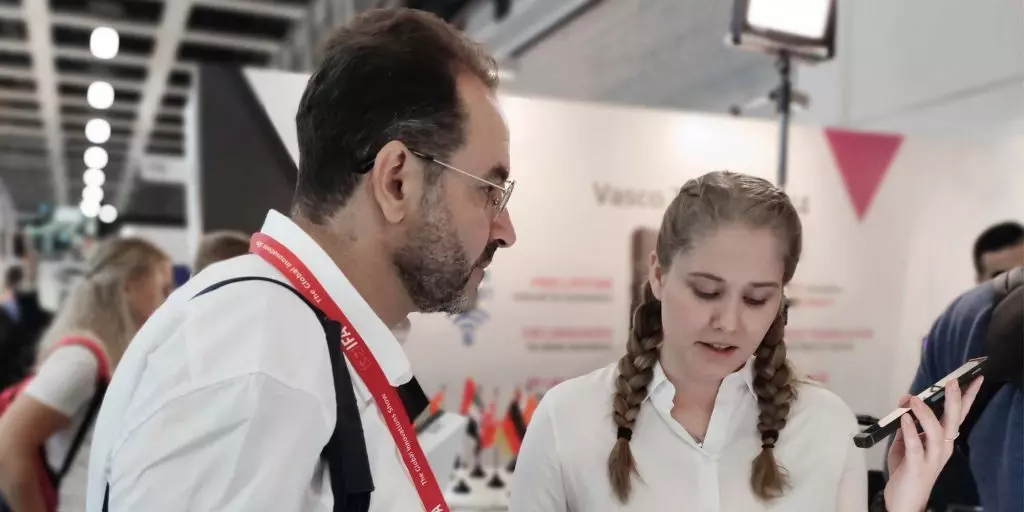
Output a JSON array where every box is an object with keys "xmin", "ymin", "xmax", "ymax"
[{"xmin": 409, "ymin": 151, "xmax": 515, "ymax": 219}]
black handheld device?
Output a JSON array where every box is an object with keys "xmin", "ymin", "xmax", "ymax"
[{"xmin": 853, "ymin": 357, "xmax": 986, "ymax": 449}]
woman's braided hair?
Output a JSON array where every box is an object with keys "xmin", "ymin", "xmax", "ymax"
[{"xmin": 608, "ymin": 171, "xmax": 802, "ymax": 503}]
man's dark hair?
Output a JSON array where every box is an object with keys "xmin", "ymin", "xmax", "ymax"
[
  {"xmin": 293, "ymin": 8, "xmax": 499, "ymax": 223},
  {"xmin": 4, "ymin": 265, "xmax": 23, "ymax": 290},
  {"xmin": 973, "ymin": 221, "xmax": 1024, "ymax": 274}
]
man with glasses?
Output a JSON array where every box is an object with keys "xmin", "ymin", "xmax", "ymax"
[{"xmin": 88, "ymin": 8, "xmax": 516, "ymax": 512}]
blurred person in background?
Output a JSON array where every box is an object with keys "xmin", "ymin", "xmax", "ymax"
[
  {"xmin": 0, "ymin": 241, "xmax": 53, "ymax": 390},
  {"xmin": 900, "ymin": 219, "xmax": 1023, "ymax": 512},
  {"xmin": 192, "ymin": 231, "xmax": 251, "ymax": 274},
  {"xmin": 510, "ymin": 171, "xmax": 983, "ymax": 512},
  {"xmin": 87, "ymin": 8, "xmax": 514, "ymax": 512},
  {"xmin": 0, "ymin": 238, "xmax": 171, "ymax": 512},
  {"xmin": 973, "ymin": 221, "xmax": 1023, "ymax": 282}
]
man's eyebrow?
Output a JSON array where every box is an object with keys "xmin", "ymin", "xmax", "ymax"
[{"xmin": 486, "ymin": 164, "xmax": 509, "ymax": 185}]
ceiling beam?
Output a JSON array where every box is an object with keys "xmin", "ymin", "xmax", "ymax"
[
  {"xmin": 0, "ymin": 90, "xmax": 38, "ymax": 102},
  {"xmin": 0, "ymin": 124, "xmax": 45, "ymax": 138},
  {"xmin": 0, "ymin": 153, "xmax": 49, "ymax": 169},
  {"xmin": 193, "ymin": 0, "xmax": 308, "ymax": 20},
  {"xmin": 22, "ymin": 0, "xmax": 67, "ymax": 207},
  {"xmin": 48, "ymin": 11, "xmax": 281, "ymax": 54},
  {"xmin": 117, "ymin": 0, "xmax": 195, "ymax": 211},
  {"xmin": 0, "ymin": 68, "xmax": 33, "ymax": 81},
  {"xmin": 0, "ymin": 107, "xmax": 40, "ymax": 121},
  {"xmin": 54, "ymin": 47, "xmax": 196, "ymax": 74},
  {"xmin": 55, "ymin": 73, "xmax": 191, "ymax": 96},
  {"xmin": 60, "ymin": 97, "xmax": 145, "ymax": 114},
  {"xmin": 0, "ymin": 40, "xmax": 27, "ymax": 53}
]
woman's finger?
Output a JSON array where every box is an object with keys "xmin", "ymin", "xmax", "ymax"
[
  {"xmin": 940, "ymin": 379, "xmax": 962, "ymax": 441},
  {"xmin": 900, "ymin": 413, "xmax": 923, "ymax": 458},
  {"xmin": 959, "ymin": 376, "xmax": 985, "ymax": 424},
  {"xmin": 909, "ymin": 396, "xmax": 945, "ymax": 466}
]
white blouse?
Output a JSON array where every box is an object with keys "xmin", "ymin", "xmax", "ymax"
[{"xmin": 508, "ymin": 360, "xmax": 866, "ymax": 512}]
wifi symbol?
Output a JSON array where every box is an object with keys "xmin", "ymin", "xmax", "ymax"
[{"xmin": 450, "ymin": 309, "xmax": 490, "ymax": 346}]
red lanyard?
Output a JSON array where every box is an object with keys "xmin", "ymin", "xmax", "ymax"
[{"xmin": 250, "ymin": 233, "xmax": 449, "ymax": 512}]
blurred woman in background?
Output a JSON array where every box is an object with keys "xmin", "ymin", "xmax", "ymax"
[{"xmin": 0, "ymin": 238, "xmax": 171, "ymax": 512}]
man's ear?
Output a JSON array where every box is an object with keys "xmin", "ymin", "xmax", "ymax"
[
  {"xmin": 648, "ymin": 250, "xmax": 665, "ymax": 300},
  {"xmin": 368, "ymin": 140, "xmax": 425, "ymax": 224}
]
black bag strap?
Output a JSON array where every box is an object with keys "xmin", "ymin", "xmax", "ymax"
[
  {"xmin": 58, "ymin": 379, "xmax": 107, "ymax": 481},
  {"xmin": 103, "ymin": 276, "xmax": 373, "ymax": 512},
  {"xmin": 43, "ymin": 365, "xmax": 108, "ymax": 490},
  {"xmin": 956, "ymin": 267, "xmax": 1024, "ymax": 457}
]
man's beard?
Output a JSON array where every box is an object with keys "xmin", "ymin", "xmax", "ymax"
[{"xmin": 392, "ymin": 192, "xmax": 498, "ymax": 314}]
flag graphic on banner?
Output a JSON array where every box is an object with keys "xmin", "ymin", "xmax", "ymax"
[{"xmin": 825, "ymin": 128, "xmax": 904, "ymax": 220}]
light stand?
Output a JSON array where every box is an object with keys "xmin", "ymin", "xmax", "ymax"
[
  {"xmin": 727, "ymin": 0, "xmax": 837, "ymax": 190},
  {"xmin": 775, "ymin": 50, "xmax": 792, "ymax": 189}
]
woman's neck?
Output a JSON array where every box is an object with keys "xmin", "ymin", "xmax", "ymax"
[{"xmin": 661, "ymin": 354, "xmax": 722, "ymax": 413}]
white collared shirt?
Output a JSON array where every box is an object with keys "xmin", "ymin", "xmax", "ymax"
[
  {"xmin": 86, "ymin": 210, "xmax": 423, "ymax": 512},
  {"xmin": 508, "ymin": 360, "xmax": 866, "ymax": 512}
]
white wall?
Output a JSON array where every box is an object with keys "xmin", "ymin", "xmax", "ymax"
[{"xmin": 799, "ymin": 0, "xmax": 1024, "ymax": 139}]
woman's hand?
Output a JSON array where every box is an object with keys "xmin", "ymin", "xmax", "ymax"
[{"xmin": 883, "ymin": 376, "xmax": 984, "ymax": 512}]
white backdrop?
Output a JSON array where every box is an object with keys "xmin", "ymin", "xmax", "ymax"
[{"xmin": 226, "ymin": 69, "xmax": 1024, "ymax": 468}]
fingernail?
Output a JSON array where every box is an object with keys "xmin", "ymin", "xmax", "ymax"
[{"xmin": 952, "ymin": 379, "xmax": 960, "ymax": 391}]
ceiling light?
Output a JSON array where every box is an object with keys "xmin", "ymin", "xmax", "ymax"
[
  {"xmin": 80, "ymin": 200, "xmax": 100, "ymax": 218},
  {"xmin": 99, "ymin": 204, "xmax": 118, "ymax": 224},
  {"xmin": 85, "ymin": 118, "xmax": 111, "ymax": 144},
  {"xmin": 83, "ymin": 146, "xmax": 108, "ymax": 169},
  {"xmin": 83, "ymin": 168, "xmax": 106, "ymax": 187},
  {"xmin": 87, "ymin": 81, "xmax": 115, "ymax": 110},
  {"xmin": 90, "ymin": 27, "xmax": 119, "ymax": 59},
  {"xmin": 82, "ymin": 185, "xmax": 104, "ymax": 204}
]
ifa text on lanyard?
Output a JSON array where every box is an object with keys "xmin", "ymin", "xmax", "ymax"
[{"xmin": 250, "ymin": 233, "xmax": 450, "ymax": 512}]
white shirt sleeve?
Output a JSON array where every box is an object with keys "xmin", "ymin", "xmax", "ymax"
[
  {"xmin": 508, "ymin": 394, "xmax": 570, "ymax": 512},
  {"xmin": 836, "ymin": 422, "xmax": 868, "ymax": 512},
  {"xmin": 24, "ymin": 344, "xmax": 99, "ymax": 418},
  {"xmin": 106, "ymin": 374, "xmax": 332, "ymax": 512}
]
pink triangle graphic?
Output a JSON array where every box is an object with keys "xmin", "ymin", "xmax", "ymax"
[{"xmin": 825, "ymin": 128, "xmax": 903, "ymax": 220}]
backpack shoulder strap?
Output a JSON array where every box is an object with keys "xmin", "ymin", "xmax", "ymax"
[
  {"xmin": 48, "ymin": 335, "xmax": 111, "ymax": 483},
  {"xmin": 192, "ymin": 276, "xmax": 373, "ymax": 512},
  {"xmin": 53, "ymin": 335, "xmax": 111, "ymax": 381}
]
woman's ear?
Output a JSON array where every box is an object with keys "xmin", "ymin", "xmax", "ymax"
[{"xmin": 648, "ymin": 251, "xmax": 665, "ymax": 301}]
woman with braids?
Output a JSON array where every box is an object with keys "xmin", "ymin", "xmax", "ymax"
[{"xmin": 509, "ymin": 171, "xmax": 983, "ymax": 512}]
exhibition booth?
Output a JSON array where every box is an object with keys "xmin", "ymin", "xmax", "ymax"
[{"xmin": 177, "ymin": 66, "xmax": 1023, "ymax": 503}]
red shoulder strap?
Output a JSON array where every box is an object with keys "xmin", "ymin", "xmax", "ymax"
[{"xmin": 53, "ymin": 336, "xmax": 112, "ymax": 381}]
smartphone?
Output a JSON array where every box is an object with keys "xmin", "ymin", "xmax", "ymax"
[{"xmin": 853, "ymin": 357, "xmax": 986, "ymax": 449}]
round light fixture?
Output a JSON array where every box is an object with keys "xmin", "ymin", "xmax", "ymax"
[
  {"xmin": 80, "ymin": 200, "xmax": 100, "ymax": 218},
  {"xmin": 82, "ymin": 185, "xmax": 105, "ymax": 204},
  {"xmin": 90, "ymin": 27, "xmax": 119, "ymax": 59},
  {"xmin": 83, "ymin": 168, "xmax": 106, "ymax": 187},
  {"xmin": 99, "ymin": 204, "xmax": 118, "ymax": 224},
  {"xmin": 85, "ymin": 118, "xmax": 111, "ymax": 144},
  {"xmin": 87, "ymin": 81, "xmax": 115, "ymax": 110},
  {"xmin": 83, "ymin": 146, "xmax": 108, "ymax": 169}
]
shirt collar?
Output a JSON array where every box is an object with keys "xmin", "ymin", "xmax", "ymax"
[
  {"xmin": 259, "ymin": 209, "xmax": 413, "ymax": 389},
  {"xmin": 647, "ymin": 355, "xmax": 757, "ymax": 403}
]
